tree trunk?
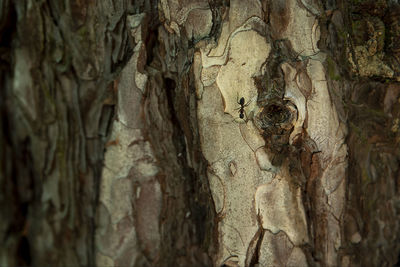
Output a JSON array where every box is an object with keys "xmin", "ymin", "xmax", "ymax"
[{"xmin": 1, "ymin": 0, "xmax": 400, "ymax": 267}]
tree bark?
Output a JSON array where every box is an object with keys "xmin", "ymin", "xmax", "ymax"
[{"xmin": 1, "ymin": 0, "xmax": 400, "ymax": 267}]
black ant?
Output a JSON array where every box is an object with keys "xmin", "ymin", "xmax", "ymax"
[{"xmin": 235, "ymin": 93, "xmax": 251, "ymax": 120}]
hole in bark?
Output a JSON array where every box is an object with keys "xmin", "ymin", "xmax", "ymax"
[
  {"xmin": 263, "ymin": 103, "xmax": 291, "ymax": 124},
  {"xmin": 254, "ymin": 101, "xmax": 294, "ymax": 167}
]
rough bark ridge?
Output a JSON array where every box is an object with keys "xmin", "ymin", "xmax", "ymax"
[
  {"xmin": 2, "ymin": 0, "xmax": 400, "ymax": 267},
  {"xmin": 338, "ymin": 1, "xmax": 400, "ymax": 265},
  {"xmin": 96, "ymin": 6, "xmax": 215, "ymax": 265},
  {"xmin": 0, "ymin": 1, "xmax": 136, "ymax": 266}
]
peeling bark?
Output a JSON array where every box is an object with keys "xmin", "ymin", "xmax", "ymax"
[{"xmin": 2, "ymin": 0, "xmax": 400, "ymax": 267}]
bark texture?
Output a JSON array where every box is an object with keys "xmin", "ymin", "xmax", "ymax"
[
  {"xmin": 0, "ymin": 0, "xmax": 138, "ymax": 266},
  {"xmin": 1, "ymin": 0, "xmax": 400, "ymax": 267}
]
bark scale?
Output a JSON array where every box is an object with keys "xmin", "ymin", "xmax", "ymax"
[{"xmin": 1, "ymin": 1, "xmax": 400, "ymax": 267}]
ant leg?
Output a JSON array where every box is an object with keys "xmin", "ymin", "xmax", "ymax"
[
  {"xmin": 243, "ymin": 109, "xmax": 254, "ymax": 123},
  {"xmin": 243, "ymin": 99, "xmax": 252, "ymax": 107},
  {"xmin": 235, "ymin": 93, "xmax": 243, "ymax": 110}
]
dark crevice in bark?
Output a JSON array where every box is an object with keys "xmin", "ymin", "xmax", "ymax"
[
  {"xmin": 110, "ymin": 15, "xmax": 135, "ymax": 74},
  {"xmin": 0, "ymin": 2, "xmax": 33, "ymax": 266},
  {"xmin": 44, "ymin": 0, "xmax": 61, "ymax": 28},
  {"xmin": 143, "ymin": 24, "xmax": 215, "ymax": 263},
  {"xmin": 139, "ymin": 6, "xmax": 216, "ymax": 262},
  {"xmin": 5, "ymin": 136, "xmax": 34, "ymax": 266},
  {"xmin": 164, "ymin": 77, "xmax": 181, "ymax": 150},
  {"xmin": 301, "ymin": 189, "xmax": 316, "ymax": 265},
  {"xmin": 98, "ymin": 104, "xmax": 115, "ymax": 138},
  {"xmin": 143, "ymin": 7, "xmax": 160, "ymax": 68},
  {"xmin": 248, "ymin": 227, "xmax": 264, "ymax": 267},
  {"xmin": 207, "ymin": 0, "xmax": 228, "ymax": 42},
  {"xmin": 139, "ymin": 0, "xmax": 159, "ymax": 16},
  {"xmin": 301, "ymin": 153, "xmax": 321, "ymax": 267},
  {"xmin": 145, "ymin": 26, "xmax": 160, "ymax": 68},
  {"xmin": 0, "ymin": 2, "xmax": 16, "ymax": 49},
  {"xmin": 254, "ymin": 39, "xmax": 296, "ymax": 167},
  {"xmin": 162, "ymin": 72, "xmax": 214, "ymax": 265},
  {"xmin": 16, "ymin": 236, "xmax": 31, "ymax": 266},
  {"xmin": 111, "ymin": 45, "xmax": 135, "ymax": 75}
]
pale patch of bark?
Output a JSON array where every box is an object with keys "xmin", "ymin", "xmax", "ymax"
[{"xmin": 195, "ymin": 0, "xmax": 347, "ymax": 266}]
